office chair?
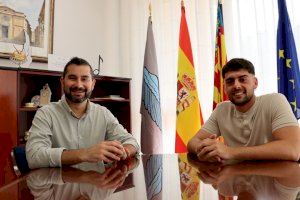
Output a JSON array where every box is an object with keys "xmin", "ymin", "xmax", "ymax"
[{"xmin": 11, "ymin": 146, "xmax": 30, "ymax": 176}]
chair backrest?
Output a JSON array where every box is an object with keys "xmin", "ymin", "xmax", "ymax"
[{"xmin": 11, "ymin": 146, "xmax": 30, "ymax": 176}]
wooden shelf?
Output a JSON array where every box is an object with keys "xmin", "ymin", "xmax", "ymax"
[
  {"xmin": 19, "ymin": 107, "xmax": 38, "ymax": 112},
  {"xmin": 90, "ymin": 98, "xmax": 130, "ymax": 103}
]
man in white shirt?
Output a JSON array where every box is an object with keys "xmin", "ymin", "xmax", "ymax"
[{"xmin": 26, "ymin": 57, "xmax": 139, "ymax": 168}]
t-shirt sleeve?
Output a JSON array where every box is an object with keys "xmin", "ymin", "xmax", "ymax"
[
  {"xmin": 201, "ymin": 105, "xmax": 221, "ymax": 136},
  {"xmin": 271, "ymin": 93, "xmax": 299, "ymax": 132}
]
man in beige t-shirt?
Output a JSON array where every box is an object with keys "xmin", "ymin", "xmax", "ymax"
[{"xmin": 187, "ymin": 58, "xmax": 300, "ymax": 162}]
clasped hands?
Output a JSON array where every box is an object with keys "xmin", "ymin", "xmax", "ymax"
[
  {"xmin": 196, "ymin": 134, "xmax": 233, "ymax": 162},
  {"xmin": 187, "ymin": 153, "xmax": 236, "ymax": 189},
  {"xmin": 83, "ymin": 140, "xmax": 130, "ymax": 163}
]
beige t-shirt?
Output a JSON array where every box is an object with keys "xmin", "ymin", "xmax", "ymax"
[{"xmin": 202, "ymin": 93, "xmax": 299, "ymax": 147}]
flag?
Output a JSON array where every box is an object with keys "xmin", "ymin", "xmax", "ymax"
[
  {"xmin": 143, "ymin": 155, "xmax": 163, "ymax": 200},
  {"xmin": 213, "ymin": 0, "xmax": 228, "ymax": 110},
  {"xmin": 175, "ymin": 2, "xmax": 203, "ymax": 153},
  {"xmin": 141, "ymin": 16, "xmax": 163, "ymax": 154},
  {"xmin": 178, "ymin": 154, "xmax": 200, "ymax": 200},
  {"xmin": 277, "ymin": 0, "xmax": 300, "ymax": 119}
]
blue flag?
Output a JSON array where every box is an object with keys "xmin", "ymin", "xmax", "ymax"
[{"xmin": 277, "ymin": 0, "xmax": 300, "ymax": 119}]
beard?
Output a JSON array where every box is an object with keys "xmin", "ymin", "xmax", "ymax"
[
  {"xmin": 229, "ymin": 89, "xmax": 253, "ymax": 106},
  {"xmin": 64, "ymin": 86, "xmax": 92, "ymax": 103}
]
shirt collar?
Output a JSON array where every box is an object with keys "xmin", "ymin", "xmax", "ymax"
[
  {"xmin": 234, "ymin": 96, "xmax": 259, "ymax": 118},
  {"xmin": 60, "ymin": 95, "xmax": 91, "ymax": 119}
]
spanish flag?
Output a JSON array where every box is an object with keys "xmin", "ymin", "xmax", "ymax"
[
  {"xmin": 213, "ymin": 0, "xmax": 228, "ymax": 110},
  {"xmin": 178, "ymin": 154, "xmax": 200, "ymax": 200},
  {"xmin": 175, "ymin": 1, "xmax": 203, "ymax": 153}
]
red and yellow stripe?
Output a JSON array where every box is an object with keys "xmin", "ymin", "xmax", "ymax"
[{"xmin": 213, "ymin": 1, "xmax": 228, "ymax": 109}]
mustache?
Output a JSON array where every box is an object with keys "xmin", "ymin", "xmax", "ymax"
[
  {"xmin": 70, "ymin": 87, "xmax": 87, "ymax": 92},
  {"xmin": 232, "ymin": 89, "xmax": 244, "ymax": 93}
]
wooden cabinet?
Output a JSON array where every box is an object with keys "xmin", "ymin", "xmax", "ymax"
[
  {"xmin": 0, "ymin": 69, "xmax": 18, "ymax": 188},
  {"xmin": 18, "ymin": 70, "xmax": 62, "ymax": 144},
  {"xmin": 90, "ymin": 76, "xmax": 131, "ymax": 133},
  {"xmin": 0, "ymin": 69, "xmax": 17, "ymax": 145},
  {"xmin": 0, "ymin": 67, "xmax": 132, "ymax": 145}
]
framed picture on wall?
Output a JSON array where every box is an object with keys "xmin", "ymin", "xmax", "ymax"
[{"xmin": 0, "ymin": 0, "xmax": 54, "ymax": 62}]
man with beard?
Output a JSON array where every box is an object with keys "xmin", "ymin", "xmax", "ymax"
[
  {"xmin": 26, "ymin": 57, "xmax": 139, "ymax": 169},
  {"xmin": 187, "ymin": 58, "xmax": 300, "ymax": 162}
]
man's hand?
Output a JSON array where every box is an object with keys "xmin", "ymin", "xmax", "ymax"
[
  {"xmin": 84, "ymin": 164, "xmax": 128, "ymax": 189},
  {"xmin": 195, "ymin": 135, "xmax": 222, "ymax": 162},
  {"xmin": 197, "ymin": 164, "xmax": 236, "ymax": 187},
  {"xmin": 199, "ymin": 140, "xmax": 233, "ymax": 161},
  {"xmin": 83, "ymin": 140, "xmax": 125, "ymax": 163},
  {"xmin": 63, "ymin": 162, "xmax": 128, "ymax": 189},
  {"xmin": 61, "ymin": 141, "xmax": 138, "ymax": 165}
]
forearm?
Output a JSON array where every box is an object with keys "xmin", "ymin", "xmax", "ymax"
[
  {"xmin": 187, "ymin": 138, "xmax": 201, "ymax": 154},
  {"xmin": 187, "ymin": 130, "xmax": 215, "ymax": 154},
  {"xmin": 230, "ymin": 140, "xmax": 300, "ymax": 161},
  {"xmin": 61, "ymin": 167, "xmax": 88, "ymax": 183},
  {"xmin": 61, "ymin": 149, "xmax": 86, "ymax": 165}
]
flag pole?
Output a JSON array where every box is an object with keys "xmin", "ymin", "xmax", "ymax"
[{"xmin": 148, "ymin": 1, "xmax": 152, "ymax": 18}]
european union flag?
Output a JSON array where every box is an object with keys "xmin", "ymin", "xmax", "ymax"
[{"xmin": 277, "ymin": 0, "xmax": 300, "ymax": 119}]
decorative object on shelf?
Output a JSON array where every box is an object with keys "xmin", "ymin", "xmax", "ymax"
[
  {"xmin": 39, "ymin": 84, "xmax": 52, "ymax": 106},
  {"xmin": 9, "ymin": 30, "xmax": 32, "ymax": 67},
  {"xmin": 24, "ymin": 131, "xmax": 30, "ymax": 141},
  {"xmin": 24, "ymin": 102, "xmax": 35, "ymax": 108},
  {"xmin": 93, "ymin": 54, "xmax": 103, "ymax": 75},
  {"xmin": 31, "ymin": 95, "xmax": 41, "ymax": 107},
  {"xmin": 0, "ymin": 0, "xmax": 55, "ymax": 62},
  {"xmin": 106, "ymin": 95, "xmax": 124, "ymax": 99}
]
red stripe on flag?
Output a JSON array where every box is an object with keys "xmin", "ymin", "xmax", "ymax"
[
  {"xmin": 175, "ymin": 131, "xmax": 187, "ymax": 153},
  {"xmin": 179, "ymin": 6, "xmax": 194, "ymax": 67}
]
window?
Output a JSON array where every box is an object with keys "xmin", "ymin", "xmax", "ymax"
[{"xmin": 2, "ymin": 25, "xmax": 9, "ymax": 39}]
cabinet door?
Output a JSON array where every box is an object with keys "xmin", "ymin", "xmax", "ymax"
[
  {"xmin": 0, "ymin": 69, "xmax": 17, "ymax": 145},
  {"xmin": 0, "ymin": 69, "xmax": 18, "ymax": 189}
]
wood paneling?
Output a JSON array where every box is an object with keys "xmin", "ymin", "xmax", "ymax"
[
  {"xmin": 0, "ymin": 69, "xmax": 18, "ymax": 188},
  {"xmin": 0, "ymin": 69, "xmax": 17, "ymax": 145}
]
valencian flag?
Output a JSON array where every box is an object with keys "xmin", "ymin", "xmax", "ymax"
[
  {"xmin": 213, "ymin": 0, "xmax": 228, "ymax": 110},
  {"xmin": 175, "ymin": 1, "xmax": 203, "ymax": 153},
  {"xmin": 277, "ymin": 0, "xmax": 300, "ymax": 119},
  {"xmin": 143, "ymin": 155, "xmax": 163, "ymax": 200},
  {"xmin": 178, "ymin": 154, "xmax": 200, "ymax": 200},
  {"xmin": 141, "ymin": 12, "xmax": 163, "ymax": 153}
]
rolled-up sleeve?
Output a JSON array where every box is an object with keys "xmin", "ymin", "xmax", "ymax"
[
  {"xmin": 26, "ymin": 109, "xmax": 65, "ymax": 169},
  {"xmin": 104, "ymin": 108, "xmax": 140, "ymax": 153}
]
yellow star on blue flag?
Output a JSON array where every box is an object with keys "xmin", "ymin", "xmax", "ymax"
[{"xmin": 277, "ymin": 0, "xmax": 300, "ymax": 119}]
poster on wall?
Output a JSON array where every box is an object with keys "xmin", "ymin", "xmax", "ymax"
[{"xmin": 0, "ymin": 0, "xmax": 54, "ymax": 62}]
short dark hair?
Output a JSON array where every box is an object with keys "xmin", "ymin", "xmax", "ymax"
[
  {"xmin": 222, "ymin": 58, "xmax": 255, "ymax": 78},
  {"xmin": 62, "ymin": 57, "xmax": 94, "ymax": 78}
]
